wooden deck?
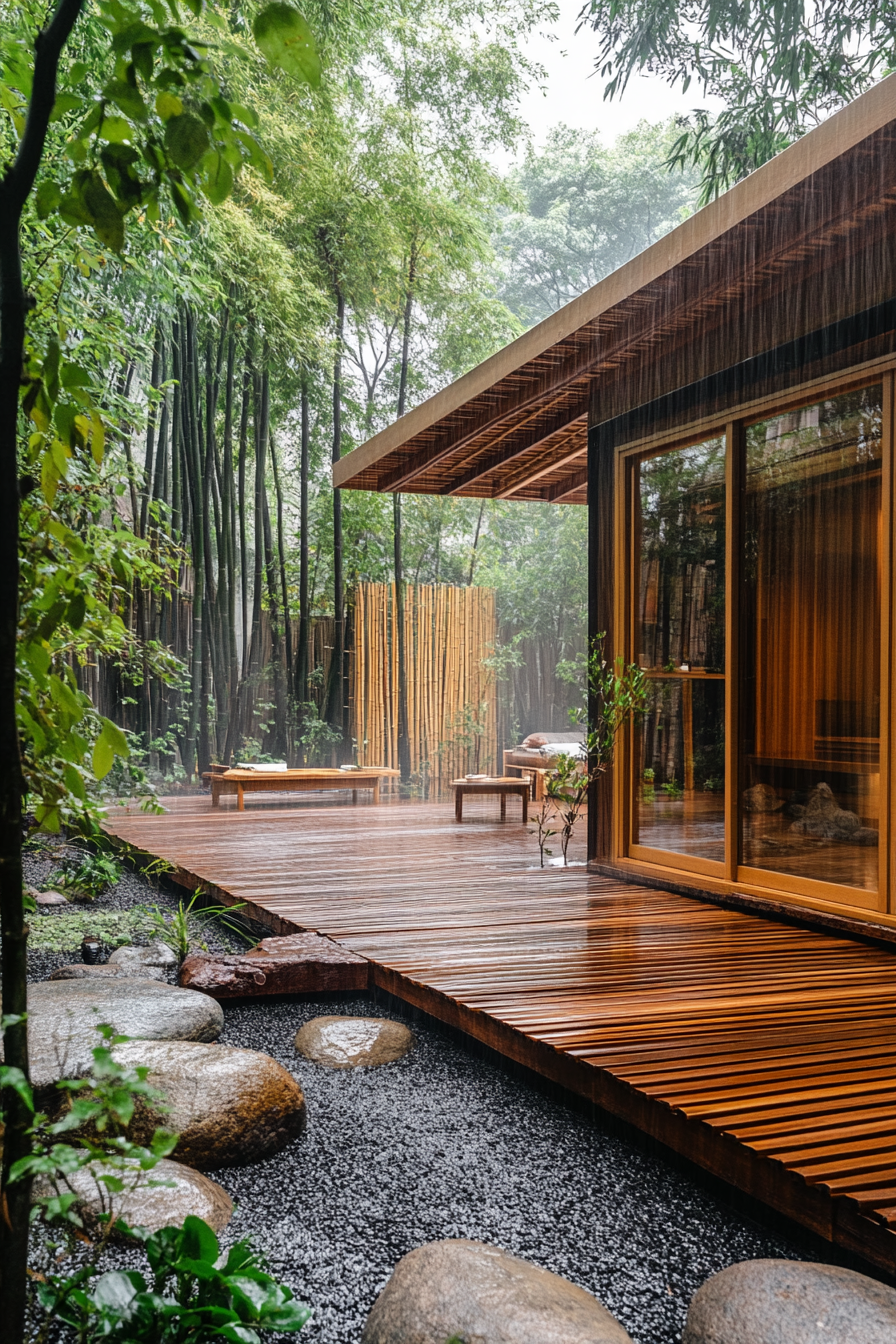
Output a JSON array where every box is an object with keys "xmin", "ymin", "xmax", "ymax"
[{"xmin": 104, "ymin": 795, "xmax": 896, "ymax": 1274}]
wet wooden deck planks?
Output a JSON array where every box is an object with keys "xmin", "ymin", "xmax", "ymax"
[{"xmin": 104, "ymin": 795, "xmax": 896, "ymax": 1273}]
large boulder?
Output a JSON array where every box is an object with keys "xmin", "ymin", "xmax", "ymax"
[
  {"xmin": 683, "ymin": 1260, "xmax": 896, "ymax": 1344},
  {"xmin": 180, "ymin": 932, "xmax": 369, "ymax": 998},
  {"xmin": 108, "ymin": 941, "xmax": 178, "ymax": 980},
  {"xmin": 50, "ymin": 964, "xmax": 124, "ymax": 981},
  {"xmin": 295, "ymin": 1015, "xmax": 412, "ymax": 1069},
  {"xmin": 33, "ymin": 1157, "xmax": 232, "ymax": 1236},
  {"xmin": 110, "ymin": 1039, "xmax": 306, "ymax": 1171},
  {"xmin": 362, "ymin": 1239, "xmax": 632, "ymax": 1344},
  {"xmin": 8, "ymin": 979, "xmax": 224, "ymax": 1101}
]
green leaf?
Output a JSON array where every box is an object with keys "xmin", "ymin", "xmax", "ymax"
[
  {"xmin": 50, "ymin": 93, "xmax": 81, "ymax": 123},
  {"xmin": 169, "ymin": 178, "xmax": 198, "ymax": 228},
  {"xmin": 199, "ymin": 149, "xmax": 233, "ymax": 205},
  {"xmin": 164, "ymin": 112, "xmax": 210, "ymax": 170},
  {"xmin": 92, "ymin": 1270, "xmax": 139, "ymax": 1311},
  {"xmin": 92, "ymin": 734, "xmax": 114, "ymax": 781},
  {"xmin": 252, "ymin": 5, "xmax": 321, "ymax": 87},
  {"xmin": 67, "ymin": 592, "xmax": 87, "ymax": 629},
  {"xmin": 103, "ymin": 78, "xmax": 148, "ymax": 122},
  {"xmin": 35, "ymin": 180, "xmax": 62, "ymax": 220},
  {"xmin": 155, "ymin": 90, "xmax": 183, "ymax": 121},
  {"xmin": 98, "ymin": 114, "xmax": 135, "ymax": 144},
  {"xmin": 179, "ymin": 1213, "xmax": 219, "ymax": 1264},
  {"xmin": 60, "ymin": 362, "xmax": 92, "ymax": 390},
  {"xmin": 81, "ymin": 171, "xmax": 125, "ymax": 251},
  {"xmin": 0, "ymin": 1066, "xmax": 35, "ymax": 1114}
]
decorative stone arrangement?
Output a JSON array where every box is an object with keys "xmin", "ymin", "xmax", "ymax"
[
  {"xmin": 51, "ymin": 940, "xmax": 178, "ymax": 983},
  {"xmin": 179, "ymin": 932, "xmax": 369, "ymax": 998},
  {"xmin": 683, "ymin": 1260, "xmax": 896, "ymax": 1344},
  {"xmin": 295, "ymin": 1015, "xmax": 413, "ymax": 1069},
  {"xmin": 363, "ymin": 1245, "xmax": 896, "ymax": 1344},
  {"xmin": 362, "ymin": 1239, "xmax": 634, "ymax": 1344},
  {"xmin": 109, "ymin": 1039, "xmax": 307, "ymax": 1170}
]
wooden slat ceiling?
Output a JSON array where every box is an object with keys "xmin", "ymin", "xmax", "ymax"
[{"xmin": 334, "ymin": 76, "xmax": 896, "ymax": 506}]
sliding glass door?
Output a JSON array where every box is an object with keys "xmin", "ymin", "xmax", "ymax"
[{"xmin": 625, "ymin": 378, "xmax": 888, "ymax": 911}]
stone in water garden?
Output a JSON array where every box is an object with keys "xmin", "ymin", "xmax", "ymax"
[
  {"xmin": 294, "ymin": 1015, "xmax": 412, "ymax": 1068},
  {"xmin": 33, "ymin": 1158, "xmax": 232, "ymax": 1236},
  {"xmin": 111, "ymin": 1040, "xmax": 306, "ymax": 1170},
  {"xmin": 179, "ymin": 931, "xmax": 369, "ymax": 998},
  {"xmin": 362, "ymin": 1239, "xmax": 633, "ymax": 1344},
  {"xmin": 683, "ymin": 1260, "xmax": 896, "ymax": 1344},
  {"xmin": 9, "ymin": 978, "xmax": 224, "ymax": 1100}
]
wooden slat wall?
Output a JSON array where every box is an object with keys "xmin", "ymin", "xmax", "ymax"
[
  {"xmin": 104, "ymin": 797, "xmax": 896, "ymax": 1273},
  {"xmin": 352, "ymin": 583, "xmax": 498, "ymax": 790}
]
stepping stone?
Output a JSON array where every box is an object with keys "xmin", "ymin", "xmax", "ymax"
[
  {"xmin": 179, "ymin": 932, "xmax": 368, "ymax": 998},
  {"xmin": 683, "ymin": 1260, "xmax": 896, "ymax": 1344},
  {"xmin": 109, "ymin": 941, "xmax": 178, "ymax": 980},
  {"xmin": 33, "ymin": 1157, "xmax": 232, "ymax": 1235},
  {"xmin": 110, "ymin": 1040, "xmax": 306, "ymax": 1170},
  {"xmin": 362, "ymin": 1239, "xmax": 633, "ymax": 1344},
  {"xmin": 7, "ymin": 979, "xmax": 224, "ymax": 1101},
  {"xmin": 295, "ymin": 1015, "xmax": 412, "ymax": 1069}
]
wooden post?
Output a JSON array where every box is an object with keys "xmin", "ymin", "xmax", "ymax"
[{"xmin": 589, "ymin": 425, "xmax": 616, "ymax": 863}]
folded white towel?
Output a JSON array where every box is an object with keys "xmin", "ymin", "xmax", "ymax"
[{"xmin": 235, "ymin": 761, "xmax": 289, "ymax": 772}]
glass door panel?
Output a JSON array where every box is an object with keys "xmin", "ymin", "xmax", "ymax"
[
  {"xmin": 632, "ymin": 436, "xmax": 726, "ymax": 863},
  {"xmin": 741, "ymin": 386, "xmax": 882, "ymax": 893}
]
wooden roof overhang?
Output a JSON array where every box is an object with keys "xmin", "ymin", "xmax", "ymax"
[{"xmin": 334, "ymin": 76, "xmax": 896, "ymax": 506}]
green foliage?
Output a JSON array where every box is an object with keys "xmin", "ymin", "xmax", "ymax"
[
  {"xmin": 142, "ymin": 888, "xmax": 251, "ymax": 961},
  {"xmin": 3, "ymin": 1028, "xmax": 310, "ymax": 1341},
  {"xmin": 494, "ymin": 121, "xmax": 699, "ymax": 325},
  {"xmin": 579, "ymin": 0, "xmax": 896, "ymax": 201},
  {"xmin": 48, "ymin": 849, "xmax": 123, "ymax": 900},
  {"xmin": 254, "ymin": 3, "xmax": 322, "ymax": 87},
  {"xmin": 27, "ymin": 908, "xmax": 152, "ymax": 953},
  {"xmin": 39, "ymin": 1218, "xmax": 311, "ymax": 1342}
]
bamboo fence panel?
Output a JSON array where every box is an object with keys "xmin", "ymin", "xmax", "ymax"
[{"xmin": 352, "ymin": 583, "xmax": 498, "ymax": 792}]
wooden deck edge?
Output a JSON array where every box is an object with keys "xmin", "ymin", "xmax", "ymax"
[
  {"xmin": 369, "ymin": 962, "xmax": 896, "ymax": 1278},
  {"xmin": 106, "ymin": 831, "xmax": 896, "ymax": 1277},
  {"xmin": 588, "ymin": 862, "xmax": 896, "ymax": 948}
]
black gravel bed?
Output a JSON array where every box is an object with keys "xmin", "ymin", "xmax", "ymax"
[
  {"xmin": 198, "ymin": 994, "xmax": 808, "ymax": 1344},
  {"xmin": 22, "ymin": 843, "xmax": 819, "ymax": 1343}
]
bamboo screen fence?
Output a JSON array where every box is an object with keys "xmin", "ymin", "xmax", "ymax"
[{"xmin": 352, "ymin": 583, "xmax": 498, "ymax": 792}]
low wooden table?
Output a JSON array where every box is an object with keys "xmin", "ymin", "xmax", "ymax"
[
  {"xmin": 211, "ymin": 768, "xmax": 399, "ymax": 810},
  {"xmin": 452, "ymin": 777, "xmax": 530, "ymax": 823}
]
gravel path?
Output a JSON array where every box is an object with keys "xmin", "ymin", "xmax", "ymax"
[{"xmin": 23, "ymin": 838, "xmax": 813, "ymax": 1343}]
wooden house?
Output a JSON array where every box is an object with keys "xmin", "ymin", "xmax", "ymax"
[{"xmin": 334, "ymin": 76, "xmax": 896, "ymax": 934}]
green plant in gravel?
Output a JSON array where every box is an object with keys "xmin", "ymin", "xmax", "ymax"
[
  {"xmin": 28, "ymin": 909, "xmax": 152, "ymax": 954},
  {"xmin": 4, "ymin": 1026, "xmax": 310, "ymax": 1342},
  {"xmin": 142, "ymin": 889, "xmax": 251, "ymax": 962},
  {"xmin": 47, "ymin": 851, "xmax": 122, "ymax": 901}
]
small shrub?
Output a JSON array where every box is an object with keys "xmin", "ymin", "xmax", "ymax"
[
  {"xmin": 48, "ymin": 851, "xmax": 123, "ymax": 901},
  {"xmin": 142, "ymin": 889, "xmax": 252, "ymax": 962}
]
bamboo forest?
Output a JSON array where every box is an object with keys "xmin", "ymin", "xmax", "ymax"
[{"xmin": 3, "ymin": 0, "xmax": 700, "ymax": 812}]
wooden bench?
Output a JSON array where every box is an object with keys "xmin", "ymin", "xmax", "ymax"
[
  {"xmin": 452, "ymin": 777, "xmax": 530, "ymax": 823},
  {"xmin": 210, "ymin": 768, "xmax": 399, "ymax": 810}
]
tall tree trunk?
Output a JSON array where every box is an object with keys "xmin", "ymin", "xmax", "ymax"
[
  {"xmin": 238, "ymin": 352, "xmax": 251, "ymax": 679},
  {"xmin": 180, "ymin": 306, "xmax": 206, "ymax": 779},
  {"xmin": 269, "ymin": 431, "xmax": 293, "ymax": 696},
  {"xmin": 219, "ymin": 327, "xmax": 237, "ymax": 763},
  {"xmin": 394, "ymin": 260, "xmax": 415, "ymax": 782},
  {"xmin": 324, "ymin": 291, "xmax": 346, "ymax": 744},
  {"xmin": 140, "ymin": 320, "xmax": 163, "ymax": 539},
  {"xmin": 0, "ymin": 2, "xmax": 85, "ymax": 1332}
]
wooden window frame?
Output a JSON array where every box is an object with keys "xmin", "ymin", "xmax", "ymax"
[{"xmin": 612, "ymin": 355, "xmax": 896, "ymax": 921}]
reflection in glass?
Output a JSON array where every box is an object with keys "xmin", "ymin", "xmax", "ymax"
[
  {"xmin": 638, "ymin": 436, "xmax": 725, "ymax": 672},
  {"xmin": 741, "ymin": 386, "xmax": 882, "ymax": 892},
  {"xmin": 634, "ymin": 678, "xmax": 725, "ymax": 862},
  {"xmin": 634, "ymin": 437, "xmax": 726, "ymax": 862}
]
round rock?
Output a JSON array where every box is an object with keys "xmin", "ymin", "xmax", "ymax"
[
  {"xmin": 112, "ymin": 1039, "xmax": 306, "ymax": 1171},
  {"xmin": 33, "ymin": 1157, "xmax": 232, "ymax": 1236},
  {"xmin": 34, "ymin": 889, "xmax": 68, "ymax": 906},
  {"xmin": 108, "ymin": 941, "xmax": 178, "ymax": 980},
  {"xmin": 294, "ymin": 1015, "xmax": 413, "ymax": 1069},
  {"xmin": 683, "ymin": 1260, "xmax": 896, "ymax": 1344},
  {"xmin": 362, "ymin": 1239, "xmax": 632, "ymax": 1344},
  {"xmin": 15, "ymin": 978, "xmax": 224, "ymax": 1098}
]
